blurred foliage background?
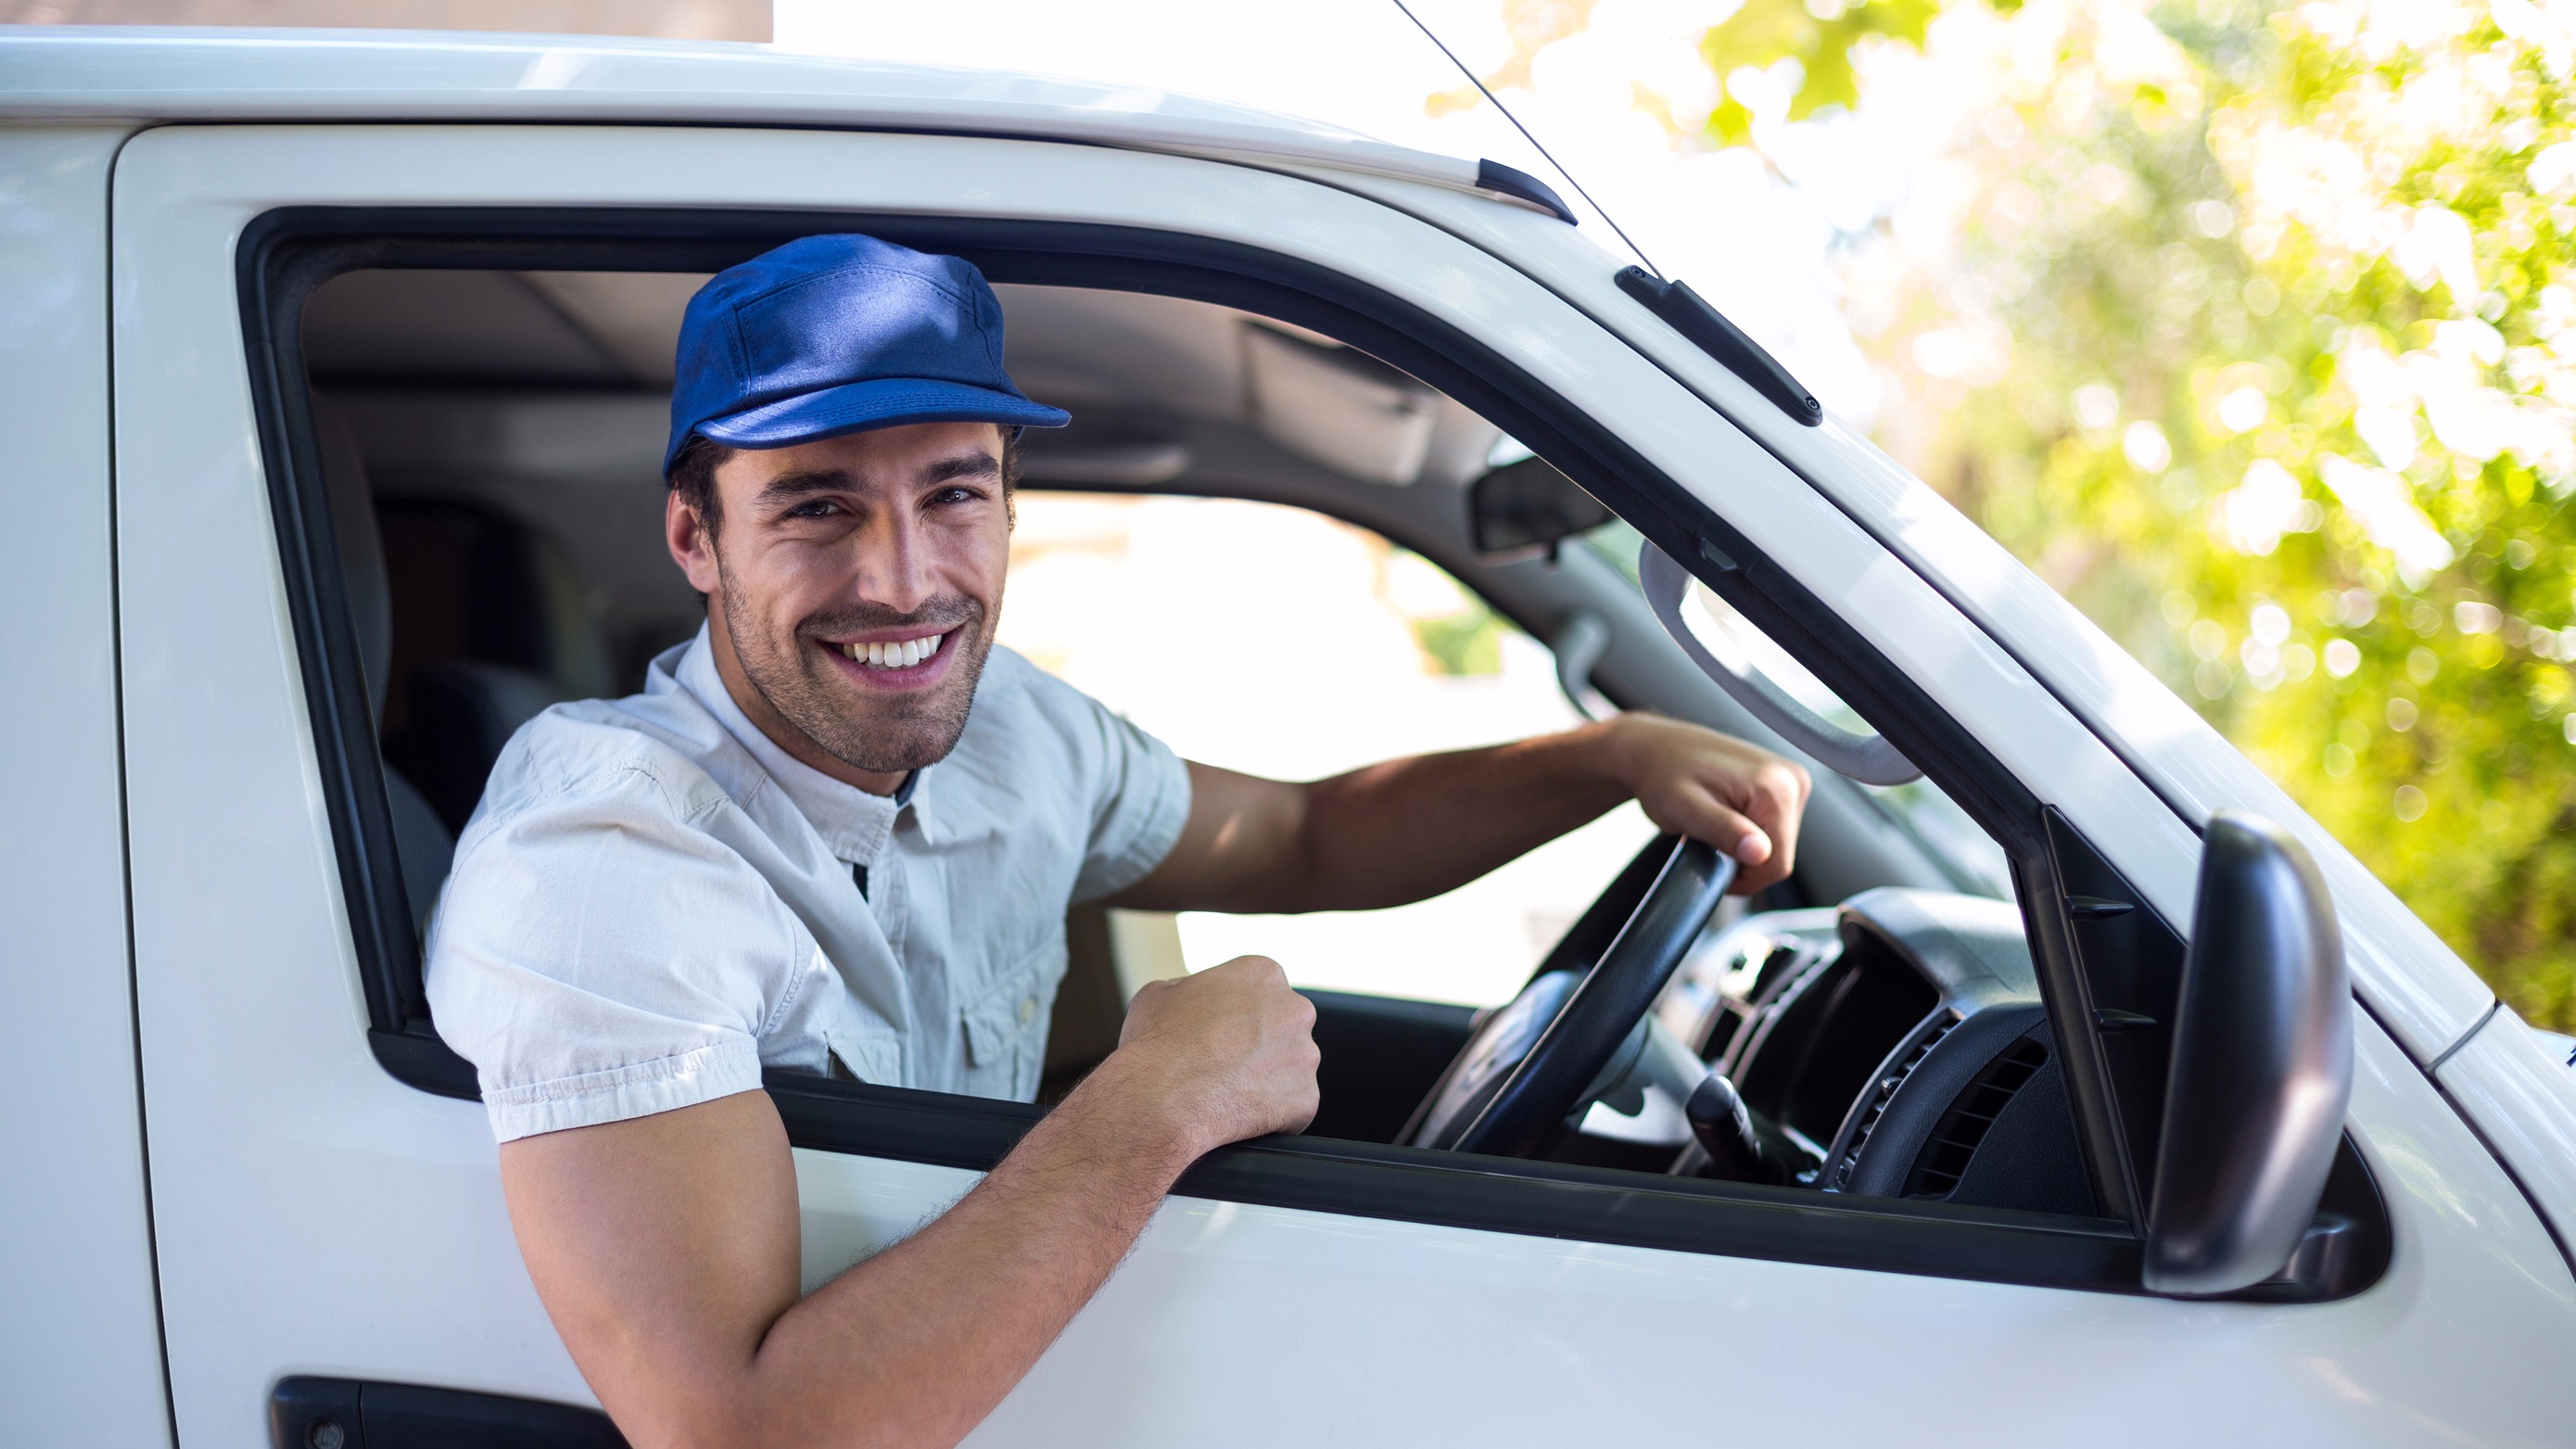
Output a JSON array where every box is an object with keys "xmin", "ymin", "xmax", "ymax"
[{"xmin": 1470, "ymin": 0, "xmax": 2576, "ymax": 1025}]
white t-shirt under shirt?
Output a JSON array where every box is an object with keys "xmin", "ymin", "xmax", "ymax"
[{"xmin": 424, "ymin": 626, "xmax": 1192, "ymax": 1143}]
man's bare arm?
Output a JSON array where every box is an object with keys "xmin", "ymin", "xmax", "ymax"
[
  {"xmin": 1107, "ymin": 713, "xmax": 1811, "ymax": 915},
  {"xmin": 500, "ymin": 957, "xmax": 1318, "ymax": 1449}
]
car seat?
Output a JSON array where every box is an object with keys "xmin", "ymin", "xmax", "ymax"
[
  {"xmin": 315, "ymin": 400, "xmax": 454, "ymax": 938},
  {"xmin": 375, "ymin": 495, "xmax": 614, "ymax": 834},
  {"xmin": 319, "ymin": 398, "xmax": 619, "ymax": 936}
]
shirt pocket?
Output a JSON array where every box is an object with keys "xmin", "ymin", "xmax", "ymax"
[
  {"xmin": 960, "ymin": 933, "xmax": 1067, "ymax": 1102},
  {"xmin": 824, "ymin": 1027, "xmax": 904, "ymax": 1087}
]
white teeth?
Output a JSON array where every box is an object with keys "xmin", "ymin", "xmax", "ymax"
[{"xmin": 842, "ymin": 632, "xmax": 946, "ymax": 669}]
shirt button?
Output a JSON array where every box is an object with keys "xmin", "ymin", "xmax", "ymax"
[{"xmin": 1019, "ymin": 997, "xmax": 1036, "ymax": 1023}]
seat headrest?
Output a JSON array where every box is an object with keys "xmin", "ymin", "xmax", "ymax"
[{"xmin": 313, "ymin": 396, "xmax": 394, "ymax": 724}]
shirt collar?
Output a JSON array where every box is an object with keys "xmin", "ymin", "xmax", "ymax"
[{"xmin": 673, "ymin": 626, "xmax": 925, "ymax": 864}]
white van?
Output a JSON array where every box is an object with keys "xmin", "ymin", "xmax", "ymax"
[{"xmin": 6, "ymin": 28, "xmax": 2574, "ymax": 1449}]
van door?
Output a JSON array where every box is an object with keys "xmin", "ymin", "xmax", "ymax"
[{"xmin": 113, "ymin": 121, "xmax": 2576, "ymax": 1447}]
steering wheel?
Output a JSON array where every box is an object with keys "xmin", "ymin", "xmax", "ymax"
[{"xmin": 1402, "ymin": 835, "xmax": 1736, "ymax": 1157}]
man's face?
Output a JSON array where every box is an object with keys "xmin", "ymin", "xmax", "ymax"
[{"xmin": 666, "ymin": 421, "xmax": 1011, "ymax": 785}]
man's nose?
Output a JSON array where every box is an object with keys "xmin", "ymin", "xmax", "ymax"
[{"xmin": 852, "ymin": 510, "xmax": 938, "ymax": 614}]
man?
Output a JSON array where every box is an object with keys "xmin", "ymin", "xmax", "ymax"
[{"xmin": 427, "ymin": 234, "xmax": 1810, "ymax": 1448}]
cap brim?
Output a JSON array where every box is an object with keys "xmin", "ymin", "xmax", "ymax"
[{"xmin": 694, "ymin": 377, "xmax": 1071, "ymax": 457}]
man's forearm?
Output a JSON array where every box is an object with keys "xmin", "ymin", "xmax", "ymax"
[
  {"xmin": 508, "ymin": 960, "xmax": 1316, "ymax": 1449},
  {"xmin": 726, "ymin": 1059, "xmax": 1197, "ymax": 1449},
  {"xmin": 1110, "ymin": 714, "xmax": 1808, "ymax": 914},
  {"xmin": 1274, "ymin": 725, "xmax": 1632, "ymax": 913},
  {"xmin": 503, "ymin": 1075, "xmax": 1204, "ymax": 1449},
  {"xmin": 1120, "ymin": 724, "xmax": 1632, "ymax": 916}
]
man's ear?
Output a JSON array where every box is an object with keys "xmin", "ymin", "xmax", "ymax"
[
  {"xmin": 998, "ymin": 423, "xmax": 1018, "ymax": 531},
  {"xmin": 666, "ymin": 489, "xmax": 723, "ymax": 596}
]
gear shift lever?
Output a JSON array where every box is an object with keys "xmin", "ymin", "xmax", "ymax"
[{"xmin": 1686, "ymin": 1071, "xmax": 1790, "ymax": 1185}]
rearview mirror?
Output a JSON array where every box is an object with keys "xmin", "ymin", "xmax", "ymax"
[
  {"xmin": 2144, "ymin": 811, "xmax": 2353, "ymax": 1295},
  {"xmin": 1468, "ymin": 456, "xmax": 1612, "ymax": 562}
]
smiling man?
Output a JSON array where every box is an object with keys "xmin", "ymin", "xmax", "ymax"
[{"xmin": 425, "ymin": 234, "xmax": 1810, "ymax": 1448}]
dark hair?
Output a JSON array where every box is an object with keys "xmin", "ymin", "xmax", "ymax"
[
  {"xmin": 666, "ymin": 432, "xmax": 735, "ymax": 536},
  {"xmin": 664, "ymin": 426, "xmax": 1022, "ymax": 539}
]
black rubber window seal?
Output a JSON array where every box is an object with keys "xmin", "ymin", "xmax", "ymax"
[{"xmin": 236, "ymin": 203, "xmax": 2253, "ymax": 1295}]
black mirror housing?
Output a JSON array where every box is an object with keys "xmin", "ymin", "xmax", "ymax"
[
  {"xmin": 2145, "ymin": 811, "xmax": 2354, "ymax": 1295},
  {"xmin": 1468, "ymin": 456, "xmax": 1613, "ymax": 562}
]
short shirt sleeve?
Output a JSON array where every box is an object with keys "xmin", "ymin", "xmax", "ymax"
[
  {"xmin": 1069, "ymin": 702, "xmax": 1191, "ymax": 904},
  {"xmin": 986, "ymin": 652, "xmax": 1191, "ymax": 906},
  {"xmin": 425, "ymin": 752, "xmax": 812, "ymax": 1142}
]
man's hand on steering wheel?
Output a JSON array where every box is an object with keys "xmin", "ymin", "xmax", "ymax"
[{"xmin": 1596, "ymin": 714, "xmax": 1812, "ymax": 896}]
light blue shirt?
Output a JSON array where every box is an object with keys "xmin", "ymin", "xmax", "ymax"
[{"xmin": 425, "ymin": 627, "xmax": 1191, "ymax": 1142}]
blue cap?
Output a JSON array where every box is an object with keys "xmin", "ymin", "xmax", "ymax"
[{"xmin": 665, "ymin": 234, "xmax": 1070, "ymax": 475}]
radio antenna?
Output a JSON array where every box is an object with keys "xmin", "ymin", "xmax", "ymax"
[{"xmin": 1389, "ymin": 0, "xmax": 1666, "ymax": 279}]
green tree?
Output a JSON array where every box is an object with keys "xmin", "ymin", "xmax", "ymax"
[
  {"xmin": 1701, "ymin": 0, "xmax": 1948, "ymax": 143},
  {"xmin": 1728, "ymin": 0, "xmax": 2576, "ymax": 1024}
]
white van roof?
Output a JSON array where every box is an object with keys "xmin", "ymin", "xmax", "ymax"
[{"xmin": 0, "ymin": 27, "xmax": 1492, "ymax": 193}]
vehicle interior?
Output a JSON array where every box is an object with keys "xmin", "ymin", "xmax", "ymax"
[{"xmin": 288, "ymin": 253, "xmax": 2131, "ymax": 1214}]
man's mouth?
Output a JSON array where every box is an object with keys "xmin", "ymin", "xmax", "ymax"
[{"xmin": 833, "ymin": 630, "xmax": 950, "ymax": 670}]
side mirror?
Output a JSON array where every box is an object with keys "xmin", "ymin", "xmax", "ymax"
[
  {"xmin": 2145, "ymin": 811, "xmax": 2353, "ymax": 1295},
  {"xmin": 1468, "ymin": 456, "xmax": 1612, "ymax": 563}
]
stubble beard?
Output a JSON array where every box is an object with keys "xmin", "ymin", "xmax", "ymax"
[{"xmin": 717, "ymin": 559, "xmax": 998, "ymax": 777}]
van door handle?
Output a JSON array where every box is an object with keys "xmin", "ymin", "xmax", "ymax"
[{"xmin": 273, "ymin": 1377, "xmax": 626, "ymax": 1449}]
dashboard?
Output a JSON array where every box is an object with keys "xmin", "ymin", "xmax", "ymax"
[{"xmin": 1634, "ymin": 888, "xmax": 2098, "ymax": 1215}]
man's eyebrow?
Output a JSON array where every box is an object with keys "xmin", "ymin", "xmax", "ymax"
[
  {"xmin": 755, "ymin": 469, "xmax": 862, "ymax": 506},
  {"xmin": 921, "ymin": 451, "xmax": 1002, "ymax": 486},
  {"xmin": 755, "ymin": 453, "xmax": 997, "ymax": 507}
]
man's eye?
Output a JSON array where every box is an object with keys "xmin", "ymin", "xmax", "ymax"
[
  {"xmin": 929, "ymin": 487, "xmax": 978, "ymax": 506},
  {"xmin": 784, "ymin": 500, "xmax": 842, "ymax": 519}
]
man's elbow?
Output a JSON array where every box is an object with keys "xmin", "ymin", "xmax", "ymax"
[
  {"xmin": 604, "ymin": 1377, "xmax": 787, "ymax": 1449},
  {"xmin": 623, "ymin": 1373, "xmax": 953, "ymax": 1449}
]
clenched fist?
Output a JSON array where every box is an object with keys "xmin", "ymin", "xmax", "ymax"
[{"xmin": 1097, "ymin": 955, "xmax": 1320, "ymax": 1161}]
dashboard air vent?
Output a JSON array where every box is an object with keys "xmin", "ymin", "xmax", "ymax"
[
  {"xmin": 1908, "ymin": 1036, "xmax": 2049, "ymax": 1200},
  {"xmin": 1824, "ymin": 1015, "xmax": 1955, "ymax": 1191}
]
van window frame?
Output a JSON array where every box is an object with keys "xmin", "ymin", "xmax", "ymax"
[{"xmin": 243, "ymin": 204, "xmax": 2189, "ymax": 1295}]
